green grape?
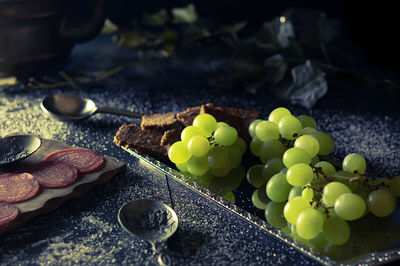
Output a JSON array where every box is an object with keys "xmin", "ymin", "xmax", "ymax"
[
  {"xmin": 322, "ymin": 182, "xmax": 351, "ymax": 207},
  {"xmin": 262, "ymin": 157, "xmax": 285, "ymax": 180},
  {"xmin": 296, "ymin": 208, "xmax": 324, "ymax": 240},
  {"xmin": 250, "ymin": 136, "xmax": 263, "ymax": 156},
  {"xmin": 282, "ymin": 147, "xmax": 311, "ymax": 168},
  {"xmin": 323, "ymin": 243, "xmax": 348, "ymax": 260},
  {"xmin": 193, "ymin": 113, "xmax": 217, "ymax": 137},
  {"xmin": 333, "ymin": 174, "xmax": 359, "ymax": 192},
  {"xmin": 255, "ymin": 120, "xmax": 279, "ymax": 142},
  {"xmin": 310, "ymin": 131, "xmax": 334, "ymax": 155},
  {"xmin": 259, "ymin": 139, "xmax": 286, "ymax": 164},
  {"xmin": 288, "ymin": 186, "xmax": 303, "ymax": 200},
  {"xmin": 297, "ymin": 115, "xmax": 317, "ymax": 129},
  {"xmin": 187, "ymin": 135, "xmax": 210, "ymax": 157},
  {"xmin": 214, "ymin": 126, "xmax": 238, "ymax": 146},
  {"xmin": 371, "ymin": 177, "xmax": 390, "ymax": 187},
  {"xmin": 208, "ymin": 147, "xmax": 229, "ymax": 169},
  {"xmin": 248, "ymin": 119, "xmax": 263, "ymax": 138},
  {"xmin": 181, "ymin": 126, "xmax": 204, "ymax": 143},
  {"xmin": 302, "ymin": 186, "xmax": 314, "ymax": 201},
  {"xmin": 168, "ymin": 141, "xmax": 192, "ymax": 164},
  {"xmin": 301, "ymin": 127, "xmax": 317, "ymax": 135},
  {"xmin": 247, "ymin": 164, "xmax": 267, "ymax": 188},
  {"xmin": 176, "ymin": 161, "xmax": 188, "ymax": 172},
  {"xmin": 266, "ymin": 173, "xmax": 292, "ymax": 202},
  {"xmin": 342, "ymin": 153, "xmax": 367, "ymax": 174},
  {"xmin": 187, "ymin": 156, "xmax": 209, "ymax": 176},
  {"xmin": 195, "ymin": 171, "xmax": 215, "ymax": 189},
  {"xmin": 208, "ymin": 165, "xmax": 245, "ymax": 195},
  {"xmin": 354, "ymin": 186, "xmax": 370, "ymax": 201},
  {"xmin": 268, "ymin": 107, "xmax": 291, "ymax": 125},
  {"xmin": 278, "ymin": 115, "xmax": 302, "ymax": 140},
  {"xmin": 217, "ymin": 121, "xmax": 229, "ymax": 128},
  {"xmin": 323, "ymin": 216, "xmax": 350, "ymax": 246},
  {"xmin": 367, "ymin": 189, "xmax": 396, "ymax": 217},
  {"xmin": 309, "ymin": 233, "xmax": 329, "ymax": 252},
  {"xmin": 288, "ymin": 224, "xmax": 308, "ymax": 243},
  {"xmin": 265, "ymin": 201, "xmax": 287, "ymax": 228},
  {"xmin": 222, "ymin": 191, "xmax": 236, "ymax": 204},
  {"xmin": 334, "ymin": 193, "xmax": 366, "ymax": 221},
  {"xmin": 251, "ymin": 185, "xmax": 270, "ymax": 210},
  {"xmin": 281, "ymin": 225, "xmax": 291, "ymax": 235},
  {"xmin": 233, "ymin": 136, "xmax": 246, "ymax": 155},
  {"xmin": 280, "ymin": 168, "xmax": 288, "ymax": 174},
  {"xmin": 211, "ymin": 165, "xmax": 231, "ymax": 177},
  {"xmin": 294, "ymin": 135, "xmax": 320, "ymax": 158},
  {"xmin": 228, "ymin": 165, "xmax": 246, "ymax": 190},
  {"xmin": 224, "ymin": 145, "xmax": 242, "ymax": 169},
  {"xmin": 286, "ymin": 163, "xmax": 314, "ymax": 187},
  {"xmin": 315, "ymin": 161, "xmax": 336, "ymax": 177},
  {"xmin": 389, "ymin": 176, "xmax": 400, "ymax": 197},
  {"xmin": 283, "ymin": 196, "xmax": 311, "ymax": 224},
  {"xmin": 310, "ymin": 156, "xmax": 320, "ymax": 166}
]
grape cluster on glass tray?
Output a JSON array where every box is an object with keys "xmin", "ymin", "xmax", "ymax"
[
  {"xmin": 247, "ymin": 107, "xmax": 400, "ymax": 247},
  {"xmin": 168, "ymin": 113, "xmax": 247, "ymax": 203}
]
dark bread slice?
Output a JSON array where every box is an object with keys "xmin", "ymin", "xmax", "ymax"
[
  {"xmin": 218, "ymin": 106, "xmax": 261, "ymax": 141},
  {"xmin": 114, "ymin": 124, "xmax": 168, "ymax": 162},
  {"xmin": 221, "ymin": 107, "xmax": 261, "ymax": 125},
  {"xmin": 176, "ymin": 106, "xmax": 201, "ymax": 127},
  {"xmin": 160, "ymin": 128, "xmax": 182, "ymax": 150},
  {"xmin": 141, "ymin": 112, "xmax": 181, "ymax": 131}
]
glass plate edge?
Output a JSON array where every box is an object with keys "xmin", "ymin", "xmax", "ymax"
[{"xmin": 121, "ymin": 147, "xmax": 400, "ymax": 265}]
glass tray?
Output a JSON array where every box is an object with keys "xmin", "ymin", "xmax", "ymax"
[{"xmin": 122, "ymin": 147, "xmax": 400, "ymax": 265}]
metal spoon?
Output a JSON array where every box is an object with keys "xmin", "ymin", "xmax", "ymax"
[
  {"xmin": 0, "ymin": 135, "xmax": 41, "ymax": 167},
  {"xmin": 118, "ymin": 199, "xmax": 178, "ymax": 266},
  {"xmin": 41, "ymin": 93, "xmax": 142, "ymax": 121}
]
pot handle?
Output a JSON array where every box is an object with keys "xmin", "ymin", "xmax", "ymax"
[{"xmin": 60, "ymin": 0, "xmax": 105, "ymax": 44}]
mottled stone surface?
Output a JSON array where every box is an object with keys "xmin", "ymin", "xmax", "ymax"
[{"xmin": 0, "ymin": 35, "xmax": 399, "ymax": 265}]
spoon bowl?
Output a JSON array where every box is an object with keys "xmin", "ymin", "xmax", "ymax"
[
  {"xmin": 0, "ymin": 135, "xmax": 41, "ymax": 166},
  {"xmin": 41, "ymin": 93, "xmax": 141, "ymax": 121},
  {"xmin": 118, "ymin": 199, "xmax": 178, "ymax": 265}
]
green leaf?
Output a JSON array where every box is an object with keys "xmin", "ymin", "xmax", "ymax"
[
  {"xmin": 142, "ymin": 9, "xmax": 169, "ymax": 26},
  {"xmin": 283, "ymin": 60, "xmax": 327, "ymax": 108},
  {"xmin": 101, "ymin": 19, "xmax": 118, "ymax": 34},
  {"xmin": 172, "ymin": 3, "xmax": 198, "ymax": 24},
  {"xmin": 115, "ymin": 31, "xmax": 148, "ymax": 48}
]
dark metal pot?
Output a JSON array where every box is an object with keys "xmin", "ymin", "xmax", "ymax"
[{"xmin": 0, "ymin": 0, "xmax": 105, "ymax": 77}]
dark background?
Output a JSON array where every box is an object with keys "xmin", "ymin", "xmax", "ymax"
[{"xmin": 102, "ymin": 0, "xmax": 398, "ymax": 69}]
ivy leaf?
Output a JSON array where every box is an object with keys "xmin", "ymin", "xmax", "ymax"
[
  {"xmin": 262, "ymin": 16, "xmax": 295, "ymax": 49},
  {"xmin": 101, "ymin": 19, "xmax": 119, "ymax": 34},
  {"xmin": 142, "ymin": 9, "xmax": 169, "ymax": 26},
  {"xmin": 113, "ymin": 31, "xmax": 148, "ymax": 48},
  {"xmin": 172, "ymin": 4, "xmax": 198, "ymax": 24},
  {"xmin": 263, "ymin": 54, "xmax": 287, "ymax": 84},
  {"xmin": 283, "ymin": 60, "xmax": 327, "ymax": 108}
]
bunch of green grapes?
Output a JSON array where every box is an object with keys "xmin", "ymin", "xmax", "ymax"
[
  {"xmin": 168, "ymin": 113, "xmax": 246, "ymax": 203},
  {"xmin": 247, "ymin": 107, "xmax": 400, "ymax": 249}
]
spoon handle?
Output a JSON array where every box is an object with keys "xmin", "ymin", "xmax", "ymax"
[{"xmin": 96, "ymin": 107, "xmax": 142, "ymax": 118}]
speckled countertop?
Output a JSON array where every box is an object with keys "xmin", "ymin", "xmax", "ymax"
[{"xmin": 0, "ymin": 35, "xmax": 399, "ymax": 265}]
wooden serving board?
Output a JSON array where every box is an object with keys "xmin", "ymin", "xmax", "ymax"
[{"xmin": 0, "ymin": 138, "xmax": 126, "ymax": 236}]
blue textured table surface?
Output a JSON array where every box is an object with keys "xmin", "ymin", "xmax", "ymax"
[{"xmin": 0, "ymin": 35, "xmax": 399, "ymax": 265}]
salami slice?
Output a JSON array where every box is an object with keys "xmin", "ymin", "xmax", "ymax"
[
  {"xmin": 19, "ymin": 160, "xmax": 78, "ymax": 188},
  {"xmin": 44, "ymin": 148, "xmax": 104, "ymax": 173},
  {"xmin": 0, "ymin": 201, "xmax": 19, "ymax": 226},
  {"xmin": 0, "ymin": 173, "xmax": 40, "ymax": 203}
]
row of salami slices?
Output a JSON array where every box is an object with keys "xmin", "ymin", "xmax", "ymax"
[{"xmin": 0, "ymin": 148, "xmax": 104, "ymax": 227}]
